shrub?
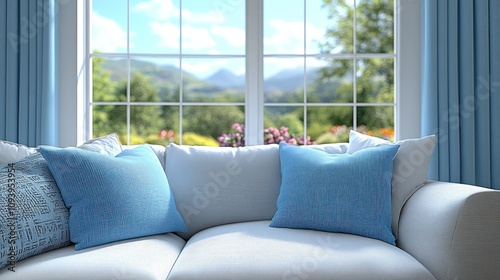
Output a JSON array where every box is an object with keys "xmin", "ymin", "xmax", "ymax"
[
  {"xmin": 218, "ymin": 123, "xmax": 314, "ymax": 147},
  {"xmin": 315, "ymin": 125, "xmax": 350, "ymax": 144},
  {"xmin": 182, "ymin": 132, "xmax": 220, "ymax": 146}
]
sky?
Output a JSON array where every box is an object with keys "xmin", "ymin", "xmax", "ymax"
[{"xmin": 91, "ymin": 0, "xmax": 339, "ymax": 79}]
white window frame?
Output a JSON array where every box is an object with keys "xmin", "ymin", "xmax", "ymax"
[{"xmin": 59, "ymin": 0, "xmax": 421, "ymax": 147}]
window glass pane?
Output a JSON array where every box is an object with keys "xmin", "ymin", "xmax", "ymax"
[
  {"xmin": 264, "ymin": 0, "xmax": 304, "ymax": 55},
  {"xmin": 130, "ymin": 105, "xmax": 176, "ymax": 144},
  {"xmin": 89, "ymin": 1, "xmax": 396, "ymax": 146},
  {"xmin": 264, "ymin": 57, "xmax": 304, "ymax": 103},
  {"xmin": 356, "ymin": 58, "xmax": 394, "ymax": 103},
  {"xmin": 316, "ymin": 0, "xmax": 354, "ymax": 54},
  {"xmin": 356, "ymin": 0, "xmax": 394, "ymax": 53},
  {"xmin": 130, "ymin": 58, "xmax": 180, "ymax": 102},
  {"xmin": 182, "ymin": 58, "xmax": 245, "ymax": 102},
  {"xmin": 357, "ymin": 106, "xmax": 394, "ymax": 141},
  {"xmin": 92, "ymin": 105, "xmax": 127, "ymax": 141},
  {"xmin": 181, "ymin": 0, "xmax": 245, "ymax": 55},
  {"xmin": 92, "ymin": 57, "xmax": 127, "ymax": 102},
  {"xmin": 160, "ymin": 106, "xmax": 180, "ymax": 144},
  {"xmin": 305, "ymin": 0, "xmax": 330, "ymax": 54},
  {"xmin": 183, "ymin": 106, "xmax": 244, "ymax": 146},
  {"xmin": 92, "ymin": 0, "xmax": 128, "ymax": 53},
  {"xmin": 307, "ymin": 58, "xmax": 353, "ymax": 103},
  {"xmin": 130, "ymin": 0, "xmax": 181, "ymax": 54},
  {"xmin": 264, "ymin": 106, "xmax": 306, "ymax": 144},
  {"xmin": 307, "ymin": 106, "xmax": 353, "ymax": 144}
]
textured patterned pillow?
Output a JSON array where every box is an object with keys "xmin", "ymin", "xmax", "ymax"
[
  {"xmin": 0, "ymin": 153, "xmax": 70, "ymax": 270},
  {"xmin": 0, "ymin": 134, "xmax": 123, "ymax": 270}
]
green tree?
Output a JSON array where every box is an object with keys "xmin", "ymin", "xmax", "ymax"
[
  {"xmin": 93, "ymin": 57, "xmax": 165, "ymax": 141},
  {"xmin": 92, "ymin": 57, "xmax": 119, "ymax": 137},
  {"xmin": 316, "ymin": 0, "xmax": 394, "ymax": 130},
  {"xmin": 183, "ymin": 106, "xmax": 244, "ymax": 139},
  {"xmin": 114, "ymin": 73, "xmax": 164, "ymax": 136}
]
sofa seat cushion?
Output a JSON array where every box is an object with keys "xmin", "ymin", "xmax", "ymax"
[
  {"xmin": 0, "ymin": 233, "xmax": 185, "ymax": 280},
  {"xmin": 168, "ymin": 221, "xmax": 435, "ymax": 280}
]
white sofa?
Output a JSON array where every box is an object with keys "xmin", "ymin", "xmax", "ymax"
[{"xmin": 1, "ymin": 135, "xmax": 500, "ymax": 280}]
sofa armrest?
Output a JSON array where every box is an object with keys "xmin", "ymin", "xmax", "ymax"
[{"xmin": 397, "ymin": 181, "xmax": 500, "ymax": 280}]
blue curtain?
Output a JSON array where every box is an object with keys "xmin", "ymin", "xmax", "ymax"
[
  {"xmin": 0, "ymin": 0, "xmax": 59, "ymax": 147},
  {"xmin": 421, "ymin": 0, "xmax": 500, "ymax": 189}
]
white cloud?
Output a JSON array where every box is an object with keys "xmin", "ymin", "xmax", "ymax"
[
  {"xmin": 264, "ymin": 20, "xmax": 304, "ymax": 54},
  {"xmin": 210, "ymin": 26, "xmax": 245, "ymax": 48},
  {"xmin": 183, "ymin": 25, "xmax": 217, "ymax": 50},
  {"xmin": 134, "ymin": 0, "xmax": 178, "ymax": 21},
  {"xmin": 151, "ymin": 22, "xmax": 217, "ymax": 52},
  {"xmin": 234, "ymin": 66, "xmax": 246, "ymax": 76},
  {"xmin": 134, "ymin": 0, "xmax": 224, "ymax": 24},
  {"xmin": 182, "ymin": 9, "xmax": 225, "ymax": 24},
  {"xmin": 305, "ymin": 22, "xmax": 326, "ymax": 53},
  {"xmin": 264, "ymin": 20, "xmax": 324, "ymax": 54},
  {"xmin": 264, "ymin": 57, "xmax": 303, "ymax": 78},
  {"xmin": 183, "ymin": 59, "xmax": 228, "ymax": 79},
  {"xmin": 91, "ymin": 13, "xmax": 128, "ymax": 52},
  {"xmin": 150, "ymin": 21, "xmax": 179, "ymax": 49}
]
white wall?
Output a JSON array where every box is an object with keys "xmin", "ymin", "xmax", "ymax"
[
  {"xmin": 58, "ymin": 0, "xmax": 422, "ymax": 146},
  {"xmin": 59, "ymin": 0, "xmax": 86, "ymax": 147},
  {"xmin": 397, "ymin": 0, "xmax": 422, "ymax": 140}
]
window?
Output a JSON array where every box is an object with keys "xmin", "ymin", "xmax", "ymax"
[{"xmin": 88, "ymin": 0, "xmax": 396, "ymax": 146}]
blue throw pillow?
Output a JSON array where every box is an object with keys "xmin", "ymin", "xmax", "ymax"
[
  {"xmin": 40, "ymin": 145, "xmax": 187, "ymax": 250},
  {"xmin": 270, "ymin": 142, "xmax": 399, "ymax": 245}
]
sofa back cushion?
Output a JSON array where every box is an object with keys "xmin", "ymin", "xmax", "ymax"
[
  {"xmin": 164, "ymin": 144, "xmax": 280, "ymax": 239},
  {"xmin": 164, "ymin": 143, "xmax": 348, "ymax": 239}
]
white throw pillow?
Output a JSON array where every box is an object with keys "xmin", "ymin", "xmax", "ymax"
[
  {"xmin": 78, "ymin": 133, "xmax": 123, "ymax": 156},
  {"xmin": 0, "ymin": 134, "xmax": 123, "ymax": 165},
  {"xmin": 0, "ymin": 140, "xmax": 37, "ymax": 164},
  {"xmin": 348, "ymin": 130, "xmax": 437, "ymax": 238},
  {"xmin": 347, "ymin": 130, "xmax": 391, "ymax": 154},
  {"xmin": 304, "ymin": 142, "xmax": 349, "ymax": 154}
]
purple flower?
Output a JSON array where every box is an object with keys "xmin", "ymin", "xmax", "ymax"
[{"xmin": 219, "ymin": 123, "xmax": 315, "ymax": 147}]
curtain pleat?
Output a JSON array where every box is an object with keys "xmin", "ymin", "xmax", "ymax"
[
  {"xmin": 0, "ymin": 0, "xmax": 58, "ymax": 147},
  {"xmin": 491, "ymin": 0, "xmax": 500, "ymax": 189},
  {"xmin": 422, "ymin": 0, "xmax": 500, "ymax": 189}
]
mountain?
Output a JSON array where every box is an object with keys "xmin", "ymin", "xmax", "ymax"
[
  {"xmin": 203, "ymin": 67, "xmax": 322, "ymax": 91},
  {"xmin": 100, "ymin": 59, "xmax": 221, "ymax": 101},
  {"xmin": 205, "ymin": 69, "xmax": 245, "ymax": 89},
  {"xmin": 101, "ymin": 59, "xmax": 322, "ymax": 92},
  {"xmin": 264, "ymin": 67, "xmax": 320, "ymax": 92},
  {"xmin": 101, "ymin": 59, "xmax": 212, "ymax": 89}
]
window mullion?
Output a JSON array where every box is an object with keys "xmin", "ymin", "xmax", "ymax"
[{"xmin": 245, "ymin": 0, "xmax": 264, "ymax": 146}]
